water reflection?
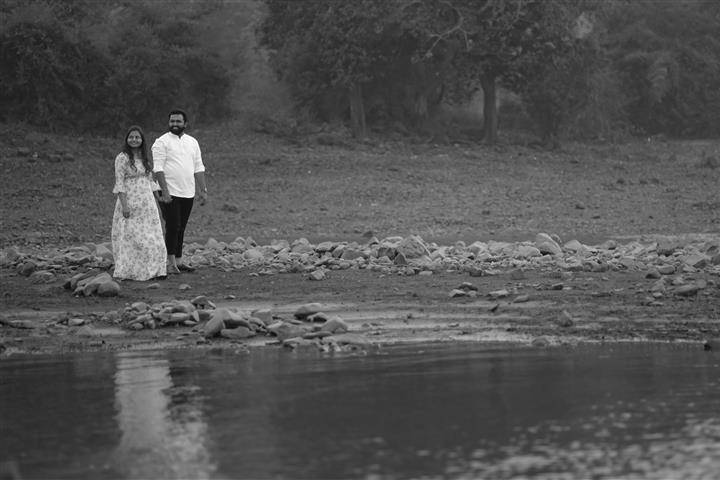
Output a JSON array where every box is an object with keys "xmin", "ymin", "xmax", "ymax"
[
  {"xmin": 3, "ymin": 344, "xmax": 720, "ymax": 479},
  {"xmin": 112, "ymin": 352, "xmax": 215, "ymax": 479}
]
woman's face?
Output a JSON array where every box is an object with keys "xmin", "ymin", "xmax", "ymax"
[{"xmin": 127, "ymin": 131, "xmax": 143, "ymax": 148}]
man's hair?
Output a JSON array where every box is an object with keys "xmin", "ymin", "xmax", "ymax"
[{"xmin": 168, "ymin": 109, "xmax": 188, "ymax": 122}]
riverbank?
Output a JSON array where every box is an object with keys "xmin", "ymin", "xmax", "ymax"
[
  {"xmin": 2, "ymin": 233, "xmax": 720, "ymax": 355},
  {"xmin": 1, "ymin": 125, "xmax": 720, "ymax": 355}
]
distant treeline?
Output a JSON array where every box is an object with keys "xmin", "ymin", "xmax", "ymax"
[
  {"xmin": 0, "ymin": 0, "xmax": 233, "ymax": 133},
  {"xmin": 2, "ymin": 0, "xmax": 720, "ymax": 143}
]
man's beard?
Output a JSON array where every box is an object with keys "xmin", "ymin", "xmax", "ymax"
[{"xmin": 170, "ymin": 126, "xmax": 185, "ymax": 135}]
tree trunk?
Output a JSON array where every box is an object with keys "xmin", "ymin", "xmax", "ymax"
[
  {"xmin": 480, "ymin": 74, "xmax": 498, "ymax": 144},
  {"xmin": 349, "ymin": 83, "xmax": 367, "ymax": 138}
]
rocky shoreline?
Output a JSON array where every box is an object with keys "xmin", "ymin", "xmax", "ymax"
[{"xmin": 2, "ymin": 232, "xmax": 720, "ymax": 356}]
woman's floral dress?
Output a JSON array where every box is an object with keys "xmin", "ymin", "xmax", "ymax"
[{"xmin": 111, "ymin": 153, "xmax": 167, "ymax": 280}]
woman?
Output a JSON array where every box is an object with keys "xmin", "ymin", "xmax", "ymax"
[{"xmin": 111, "ymin": 126, "xmax": 167, "ymax": 280}]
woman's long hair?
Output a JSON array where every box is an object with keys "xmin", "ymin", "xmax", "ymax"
[{"xmin": 121, "ymin": 125, "xmax": 152, "ymax": 175}]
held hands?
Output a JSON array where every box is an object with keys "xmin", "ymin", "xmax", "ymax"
[{"xmin": 159, "ymin": 192, "xmax": 172, "ymax": 203}]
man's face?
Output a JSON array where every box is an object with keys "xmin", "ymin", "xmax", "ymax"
[{"xmin": 169, "ymin": 114, "xmax": 186, "ymax": 135}]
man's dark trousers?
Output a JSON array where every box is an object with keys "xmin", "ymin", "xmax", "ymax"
[{"xmin": 160, "ymin": 196, "xmax": 194, "ymax": 259}]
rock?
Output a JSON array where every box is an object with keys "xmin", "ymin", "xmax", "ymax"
[
  {"xmin": 513, "ymin": 294, "xmax": 530, "ymax": 303},
  {"xmin": 283, "ymin": 337, "xmax": 319, "ymax": 350},
  {"xmin": 220, "ymin": 327, "xmax": 255, "ymax": 339},
  {"xmin": 396, "ymin": 235, "xmax": 430, "ymax": 258},
  {"xmin": 75, "ymin": 326, "xmax": 97, "ymax": 337},
  {"xmin": 131, "ymin": 302, "xmax": 149, "ymax": 312},
  {"xmin": 514, "ymin": 245, "xmax": 541, "ymax": 258},
  {"xmin": 8, "ymin": 320, "xmax": 35, "ymax": 329},
  {"xmin": 320, "ymin": 317, "xmax": 349, "ymax": 334},
  {"xmin": 307, "ymin": 312, "xmax": 329, "ymax": 323},
  {"xmin": 393, "ymin": 252, "xmax": 408, "ymax": 265},
  {"xmin": 557, "ymin": 310, "xmax": 574, "ymax": 327},
  {"xmin": 251, "ymin": 309, "xmax": 273, "ymax": 325},
  {"xmin": 17, "ymin": 261, "xmax": 37, "ymax": 276},
  {"xmin": 457, "ymin": 282, "xmax": 478, "ymax": 291},
  {"xmin": 243, "ymin": 248, "xmax": 265, "ymax": 261},
  {"xmin": 29, "ymin": 270, "xmax": 55, "ymax": 284},
  {"xmin": 205, "ymin": 238, "xmax": 225, "ymax": 250},
  {"xmin": 191, "ymin": 295, "xmax": 216, "ymax": 309},
  {"xmin": 675, "ymin": 283, "xmax": 702, "ymax": 296},
  {"xmin": 178, "ymin": 283, "xmax": 191, "ymax": 290},
  {"xmin": 268, "ymin": 322, "xmax": 307, "ymax": 341},
  {"xmin": 221, "ymin": 203, "xmax": 240, "ymax": 213},
  {"xmin": 308, "ymin": 269, "xmax": 327, "ymax": 281},
  {"xmin": 645, "ymin": 269, "xmax": 661, "ymax": 279},
  {"xmin": 449, "ymin": 289, "xmax": 467, "ymax": 298},
  {"xmin": 531, "ymin": 336, "xmax": 550, "ymax": 347},
  {"xmin": 341, "ymin": 249, "xmax": 365, "ymax": 261},
  {"xmin": 535, "ymin": 233, "xmax": 562, "ymax": 256},
  {"xmin": 564, "ymin": 239, "xmax": 590, "ymax": 256},
  {"xmin": 211, "ymin": 308, "xmax": 250, "ymax": 328},
  {"xmin": 489, "ymin": 289, "xmax": 509, "ymax": 298},
  {"xmin": 97, "ymin": 281, "xmax": 120, "ymax": 297},
  {"xmin": 682, "ymin": 254, "xmax": 709, "ymax": 269},
  {"xmin": 294, "ymin": 303, "xmax": 324, "ymax": 319},
  {"xmin": 94, "ymin": 244, "xmax": 114, "ymax": 262},
  {"xmin": 203, "ymin": 317, "xmax": 226, "ymax": 338},
  {"xmin": 657, "ymin": 264, "xmax": 675, "ymax": 275},
  {"xmin": 75, "ymin": 272, "xmax": 113, "ymax": 296},
  {"xmin": 650, "ymin": 278, "xmax": 667, "ymax": 292},
  {"xmin": 657, "ymin": 238, "xmax": 681, "ymax": 256}
]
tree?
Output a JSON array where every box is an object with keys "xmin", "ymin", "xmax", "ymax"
[
  {"xmin": 0, "ymin": 0, "xmax": 233, "ymax": 133},
  {"xmin": 400, "ymin": 0, "xmax": 549, "ymax": 144},
  {"xmin": 507, "ymin": 1, "xmax": 604, "ymax": 147},
  {"xmin": 261, "ymin": 0, "xmax": 405, "ymax": 137},
  {"xmin": 604, "ymin": 0, "xmax": 720, "ymax": 137},
  {"xmin": 0, "ymin": 1, "xmax": 112, "ymax": 130}
]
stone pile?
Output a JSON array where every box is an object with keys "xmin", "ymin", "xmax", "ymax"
[
  {"xmin": 173, "ymin": 233, "xmax": 720, "ymax": 281},
  {"xmin": 108, "ymin": 296, "xmax": 358, "ymax": 351},
  {"xmin": 64, "ymin": 270, "xmax": 120, "ymax": 297},
  {"xmin": 3, "ymin": 233, "xmax": 720, "ymax": 296},
  {"xmin": 1, "ymin": 242, "xmax": 113, "ymax": 280}
]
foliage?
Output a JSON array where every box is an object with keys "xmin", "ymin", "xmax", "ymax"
[
  {"xmin": 260, "ymin": 0, "xmax": 404, "ymax": 121},
  {"xmin": 507, "ymin": 2, "xmax": 605, "ymax": 144},
  {"xmin": 0, "ymin": 0, "xmax": 233, "ymax": 133},
  {"xmin": 0, "ymin": 2, "xmax": 112, "ymax": 130},
  {"xmin": 604, "ymin": 0, "xmax": 720, "ymax": 137}
]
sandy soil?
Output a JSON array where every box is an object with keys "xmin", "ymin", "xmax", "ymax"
[{"xmin": 1, "ymin": 123, "xmax": 720, "ymax": 355}]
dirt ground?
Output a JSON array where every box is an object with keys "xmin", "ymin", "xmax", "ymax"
[{"xmin": 2, "ymin": 122, "xmax": 720, "ymax": 355}]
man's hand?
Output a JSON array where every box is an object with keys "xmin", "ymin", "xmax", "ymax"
[
  {"xmin": 160, "ymin": 192, "xmax": 172, "ymax": 203},
  {"xmin": 197, "ymin": 189, "xmax": 208, "ymax": 206}
]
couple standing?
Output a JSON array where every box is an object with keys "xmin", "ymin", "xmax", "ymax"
[{"xmin": 111, "ymin": 109, "xmax": 208, "ymax": 281}]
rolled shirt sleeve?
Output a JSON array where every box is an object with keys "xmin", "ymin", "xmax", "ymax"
[
  {"xmin": 193, "ymin": 139, "xmax": 205, "ymax": 174},
  {"xmin": 151, "ymin": 138, "xmax": 166, "ymax": 174}
]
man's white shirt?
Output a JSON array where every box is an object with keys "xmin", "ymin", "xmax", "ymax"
[{"xmin": 152, "ymin": 132, "xmax": 205, "ymax": 198}]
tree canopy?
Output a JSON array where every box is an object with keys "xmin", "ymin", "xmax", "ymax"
[{"xmin": 0, "ymin": 0, "xmax": 233, "ymax": 133}]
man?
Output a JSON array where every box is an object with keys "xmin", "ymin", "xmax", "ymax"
[{"xmin": 152, "ymin": 109, "xmax": 207, "ymax": 274}]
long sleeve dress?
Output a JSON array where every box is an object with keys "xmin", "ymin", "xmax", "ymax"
[{"xmin": 111, "ymin": 153, "xmax": 167, "ymax": 280}]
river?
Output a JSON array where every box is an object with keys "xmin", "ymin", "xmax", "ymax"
[{"xmin": 1, "ymin": 342, "xmax": 719, "ymax": 479}]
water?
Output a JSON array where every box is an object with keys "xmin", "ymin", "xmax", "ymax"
[{"xmin": 2, "ymin": 343, "xmax": 720, "ymax": 479}]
